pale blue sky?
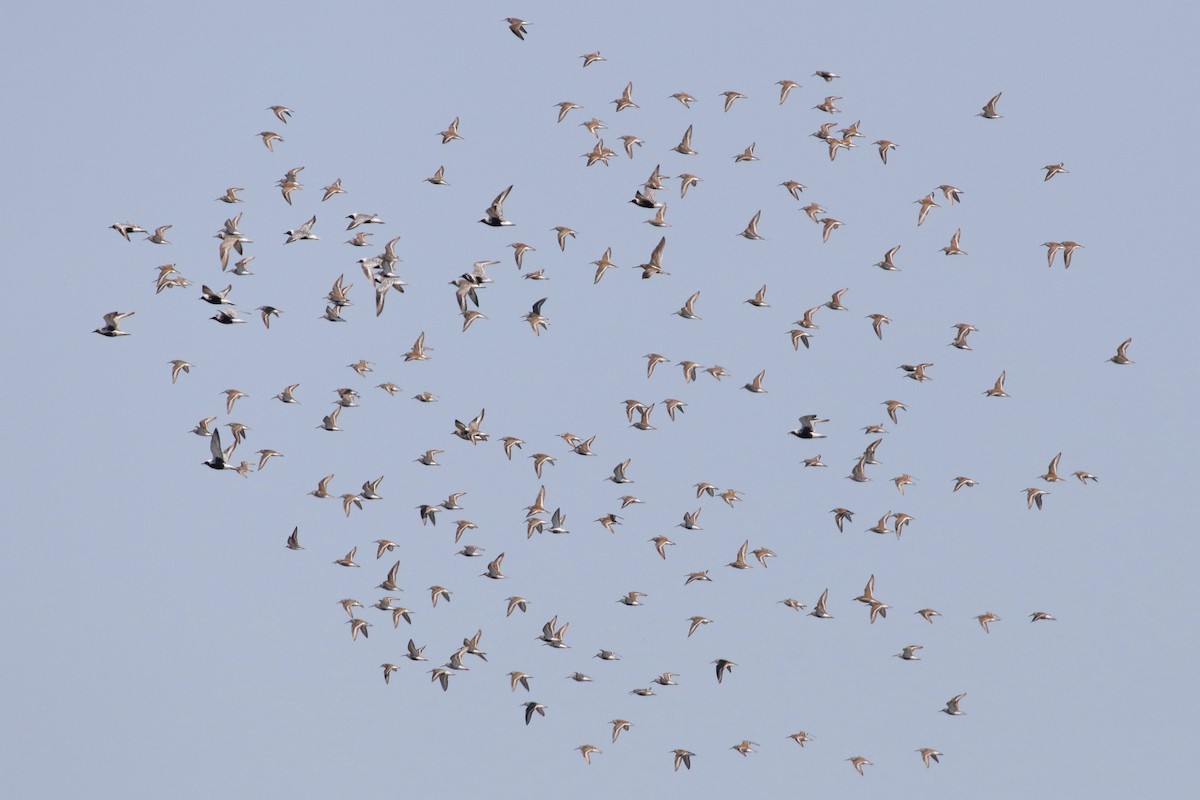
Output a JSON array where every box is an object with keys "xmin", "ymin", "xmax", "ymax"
[{"xmin": 2, "ymin": 2, "xmax": 1197, "ymax": 797}]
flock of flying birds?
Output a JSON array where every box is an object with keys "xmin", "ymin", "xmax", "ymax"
[{"xmin": 94, "ymin": 18, "xmax": 1131, "ymax": 778}]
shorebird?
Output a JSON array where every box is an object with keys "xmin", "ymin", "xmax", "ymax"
[
  {"xmin": 941, "ymin": 693, "xmax": 967, "ymax": 715},
  {"xmin": 814, "ymin": 70, "xmax": 839, "ymax": 82},
  {"xmin": 320, "ymin": 178, "xmax": 345, "ymax": 200},
  {"xmin": 738, "ymin": 210, "xmax": 763, "ymax": 239},
  {"xmin": 918, "ymin": 748, "xmax": 943, "ymax": 767},
  {"xmin": 346, "ymin": 618, "xmax": 370, "ymax": 641},
  {"xmin": 428, "ymin": 586, "xmax": 452, "ymax": 607},
  {"xmin": 1061, "ymin": 240, "xmax": 1084, "ymax": 268},
  {"xmin": 727, "ymin": 540, "xmax": 753, "ymax": 570},
  {"xmin": 437, "ymin": 116, "xmax": 463, "ymax": 144},
  {"xmin": 610, "ymin": 719, "xmax": 632, "ymax": 743},
  {"xmin": 672, "ymin": 749, "xmax": 694, "ymax": 771},
  {"xmin": 1024, "ymin": 487, "xmax": 1049, "ymax": 510},
  {"xmin": 480, "ymin": 185, "xmax": 514, "ymax": 227},
  {"xmin": 713, "ymin": 659, "xmax": 736, "ymax": 683},
  {"xmin": 949, "ymin": 322, "xmax": 978, "ymax": 350},
  {"xmin": 896, "ymin": 645, "xmax": 924, "ymax": 661},
  {"xmin": 94, "ymin": 310, "xmax": 135, "ymax": 337},
  {"xmin": 1040, "ymin": 452, "xmax": 1066, "ymax": 483},
  {"xmin": 268, "ymin": 104, "xmax": 292, "ymax": 124},
  {"xmin": 284, "ymin": 215, "xmax": 318, "ymax": 243},
  {"xmin": 580, "ymin": 51, "xmax": 605, "ymax": 67},
  {"xmin": 505, "ymin": 17, "xmax": 529, "ymax": 38},
  {"xmin": 671, "ymin": 124, "xmax": 698, "ymax": 155},
  {"xmin": 875, "ymin": 245, "xmax": 902, "ymax": 271},
  {"xmin": 678, "ymin": 508, "xmax": 702, "ymax": 530},
  {"xmin": 809, "ymin": 589, "xmax": 833, "ymax": 618},
  {"xmin": 637, "ymin": 236, "xmax": 669, "ymax": 278},
  {"xmin": 505, "ymin": 596, "xmax": 528, "ymax": 617},
  {"xmin": 1043, "ymin": 241, "xmax": 1064, "ymax": 266},
  {"xmin": 346, "ymin": 212, "xmax": 383, "ymax": 230},
  {"xmin": 619, "ymin": 587, "xmax": 648, "ymax": 606},
  {"xmin": 731, "ymin": 740, "xmax": 758, "ymax": 757},
  {"xmin": 577, "ymin": 744, "xmax": 601, "ymax": 764},
  {"xmin": 684, "ymin": 570, "xmax": 711, "ymax": 585},
  {"xmin": 790, "ymin": 415, "xmax": 827, "ymax": 439},
  {"xmin": 1043, "ymin": 162, "xmax": 1068, "ymax": 180},
  {"xmin": 1030, "ymin": 611, "xmax": 1057, "ymax": 622},
  {"xmin": 892, "ymin": 473, "xmax": 916, "ymax": 494},
  {"xmin": 899, "ymin": 362, "xmax": 933, "ymax": 381},
  {"xmin": 1109, "ymin": 338, "xmax": 1134, "ymax": 364},
  {"xmin": 612, "ymin": 81, "xmax": 638, "ymax": 112},
  {"xmin": 481, "ymin": 553, "xmax": 506, "ymax": 580},
  {"xmin": 813, "ymin": 95, "xmax": 841, "ymax": 113},
  {"xmin": 941, "ymin": 228, "xmax": 967, "ymax": 255},
  {"xmin": 285, "ymin": 527, "xmax": 302, "ymax": 550},
  {"xmin": 874, "ymin": 139, "xmax": 897, "ymax": 163},
  {"xmin": 938, "ymin": 184, "xmax": 964, "ymax": 204},
  {"xmin": 830, "ymin": 508, "xmax": 853, "ymax": 532},
  {"xmin": 777, "ymin": 79, "xmax": 800, "ymax": 104},
  {"xmin": 979, "ymin": 92, "xmax": 1003, "ymax": 119},
  {"xmin": 976, "ymin": 612, "xmax": 1000, "ymax": 633},
  {"xmin": 258, "ymin": 131, "xmax": 283, "ymax": 151},
  {"xmin": 111, "ymin": 222, "xmax": 146, "ymax": 240},
  {"xmin": 953, "ymin": 476, "xmax": 979, "ymax": 492},
  {"xmin": 789, "ymin": 731, "xmax": 814, "ymax": 747},
  {"xmin": 819, "ymin": 217, "xmax": 843, "ymax": 242},
  {"xmin": 847, "ymin": 756, "xmax": 872, "ymax": 776},
  {"xmin": 594, "ymin": 649, "xmax": 620, "ymax": 661},
  {"xmin": 743, "ymin": 370, "xmax": 767, "ymax": 393},
  {"xmin": 916, "ymin": 608, "xmax": 942, "ymax": 623},
  {"xmin": 915, "ymin": 193, "xmax": 940, "ymax": 226},
  {"xmin": 1074, "ymin": 470, "xmax": 1099, "ymax": 483},
  {"xmin": 675, "ymin": 291, "xmax": 701, "ymax": 320}
]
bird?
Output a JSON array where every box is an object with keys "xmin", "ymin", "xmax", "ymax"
[
  {"xmin": 521, "ymin": 701, "xmax": 547, "ymax": 725},
  {"xmin": 731, "ymin": 740, "xmax": 758, "ymax": 757},
  {"xmin": 672, "ymin": 749, "xmax": 694, "ymax": 771},
  {"xmin": 1043, "ymin": 162, "xmax": 1068, "ymax": 180},
  {"xmin": 285, "ymin": 527, "xmax": 302, "ymax": 551},
  {"xmin": 790, "ymin": 415, "xmax": 828, "ymax": 439},
  {"xmin": 875, "ymin": 245, "xmax": 902, "ymax": 272},
  {"xmin": 501, "ymin": 596, "xmax": 529, "ymax": 618},
  {"xmin": 745, "ymin": 285, "xmax": 769, "ymax": 307},
  {"xmin": 333, "ymin": 547, "xmax": 359, "ymax": 568},
  {"xmin": 674, "ymin": 291, "xmax": 702, "ymax": 320},
  {"xmin": 953, "ymin": 476, "xmax": 979, "ymax": 492},
  {"xmin": 1030, "ymin": 611, "xmax": 1057, "ymax": 622},
  {"xmin": 712, "ymin": 659, "xmax": 736, "ymax": 683},
  {"xmin": 429, "ymin": 586, "xmax": 452, "ymax": 607},
  {"xmin": 742, "ymin": 370, "xmax": 767, "ymax": 393},
  {"xmin": 284, "ymin": 215, "xmax": 318, "ymax": 243},
  {"xmin": 819, "ymin": 218, "xmax": 843, "ymax": 242},
  {"xmin": 577, "ymin": 744, "xmax": 601, "ymax": 764},
  {"xmin": 505, "ymin": 17, "xmax": 529, "ymax": 39},
  {"xmin": 874, "ymin": 139, "xmax": 897, "ymax": 164},
  {"xmin": 788, "ymin": 731, "xmax": 814, "ymax": 747},
  {"xmin": 915, "ymin": 193, "xmax": 940, "ymax": 226},
  {"xmin": 777, "ymin": 79, "xmax": 801, "ymax": 104},
  {"xmin": 580, "ymin": 51, "xmax": 605, "ymax": 67},
  {"xmin": 847, "ymin": 756, "xmax": 872, "ymax": 776},
  {"xmin": 1109, "ymin": 338, "xmax": 1134, "ymax": 364},
  {"xmin": 830, "ymin": 508, "xmax": 854, "ymax": 532},
  {"xmin": 257, "ymin": 131, "xmax": 283, "ymax": 151},
  {"xmin": 1024, "ymin": 487, "xmax": 1049, "ymax": 510},
  {"xmin": 727, "ymin": 540, "xmax": 753, "ymax": 570},
  {"xmin": 437, "ymin": 116, "xmax": 463, "ymax": 144},
  {"xmin": 1040, "ymin": 452, "xmax": 1066, "ymax": 483},
  {"xmin": 110, "ymin": 222, "xmax": 147, "ymax": 240},
  {"xmin": 941, "ymin": 693, "xmax": 967, "ymax": 715},
  {"xmin": 1061, "ymin": 240, "xmax": 1085, "ymax": 268},
  {"xmin": 94, "ymin": 311, "xmax": 135, "ymax": 337},
  {"xmin": 480, "ymin": 186, "xmax": 514, "ymax": 226},
  {"xmin": 738, "ymin": 210, "xmax": 763, "ymax": 239},
  {"xmin": 941, "ymin": 228, "xmax": 967, "ymax": 255},
  {"xmin": 814, "ymin": 70, "xmax": 840, "ymax": 82},
  {"xmin": 809, "ymin": 589, "xmax": 833, "ymax": 619},
  {"xmin": 613, "ymin": 82, "xmax": 638, "ymax": 112},
  {"xmin": 918, "ymin": 748, "xmax": 943, "ymax": 768},
  {"xmin": 976, "ymin": 612, "xmax": 1000, "ymax": 633},
  {"xmin": 896, "ymin": 645, "xmax": 924, "ymax": 661},
  {"xmin": 671, "ymin": 125, "xmax": 698, "ymax": 155},
  {"xmin": 813, "ymin": 95, "xmax": 842, "ymax": 113},
  {"xmin": 979, "ymin": 92, "xmax": 1003, "ymax": 119}
]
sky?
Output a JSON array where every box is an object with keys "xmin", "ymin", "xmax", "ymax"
[{"xmin": 2, "ymin": 1, "xmax": 1198, "ymax": 797}]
